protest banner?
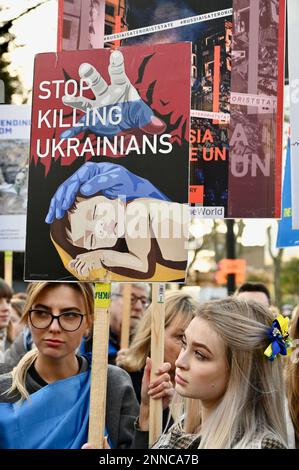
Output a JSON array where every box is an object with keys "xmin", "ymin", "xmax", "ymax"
[
  {"xmin": 109, "ymin": 0, "xmax": 286, "ymax": 218},
  {"xmin": 58, "ymin": 0, "xmax": 105, "ymax": 51},
  {"xmin": 104, "ymin": 0, "xmax": 232, "ymax": 215},
  {"xmin": 228, "ymin": 0, "xmax": 285, "ymax": 217},
  {"xmin": 287, "ymin": 0, "xmax": 299, "ymax": 229},
  {"xmin": 0, "ymin": 105, "xmax": 30, "ymax": 253},
  {"xmin": 277, "ymin": 137, "xmax": 299, "ymax": 247},
  {"xmin": 25, "ymin": 43, "xmax": 191, "ymax": 283}
]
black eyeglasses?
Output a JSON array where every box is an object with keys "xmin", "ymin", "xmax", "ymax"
[
  {"xmin": 130, "ymin": 294, "xmax": 150, "ymax": 309},
  {"xmin": 28, "ymin": 309, "xmax": 86, "ymax": 332},
  {"xmin": 112, "ymin": 293, "xmax": 150, "ymax": 309}
]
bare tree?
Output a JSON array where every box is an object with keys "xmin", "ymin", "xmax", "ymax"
[{"xmin": 0, "ymin": 1, "xmax": 50, "ymax": 103}]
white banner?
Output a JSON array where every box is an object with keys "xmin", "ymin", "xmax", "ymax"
[
  {"xmin": 0, "ymin": 215, "xmax": 26, "ymax": 251},
  {"xmin": 0, "ymin": 105, "xmax": 30, "ymax": 251},
  {"xmin": 190, "ymin": 206, "xmax": 224, "ymax": 218},
  {"xmin": 230, "ymin": 92, "xmax": 277, "ymax": 112},
  {"xmin": 0, "ymin": 105, "xmax": 31, "ymax": 140},
  {"xmin": 190, "ymin": 109, "xmax": 230, "ymax": 122},
  {"xmin": 104, "ymin": 8, "xmax": 233, "ymax": 42}
]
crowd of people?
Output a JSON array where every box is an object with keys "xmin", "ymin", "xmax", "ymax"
[{"xmin": 0, "ymin": 278, "xmax": 298, "ymax": 449}]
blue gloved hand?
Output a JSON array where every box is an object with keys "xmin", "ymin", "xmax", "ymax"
[
  {"xmin": 45, "ymin": 161, "xmax": 169, "ymax": 224},
  {"xmin": 60, "ymin": 50, "xmax": 166, "ymax": 139}
]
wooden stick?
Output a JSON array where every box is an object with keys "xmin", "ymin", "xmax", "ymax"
[
  {"xmin": 149, "ymin": 283, "xmax": 165, "ymax": 447},
  {"xmin": 120, "ymin": 284, "xmax": 132, "ymax": 350},
  {"xmin": 4, "ymin": 250, "xmax": 13, "ymax": 288},
  {"xmin": 88, "ymin": 282, "xmax": 111, "ymax": 449}
]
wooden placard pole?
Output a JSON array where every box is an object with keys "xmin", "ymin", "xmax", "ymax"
[
  {"xmin": 149, "ymin": 283, "xmax": 165, "ymax": 447},
  {"xmin": 4, "ymin": 251, "xmax": 13, "ymax": 288},
  {"xmin": 88, "ymin": 282, "xmax": 111, "ymax": 449},
  {"xmin": 120, "ymin": 284, "xmax": 132, "ymax": 350}
]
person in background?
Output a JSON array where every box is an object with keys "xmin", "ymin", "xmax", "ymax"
[
  {"xmin": 0, "ymin": 279, "xmax": 14, "ymax": 363},
  {"xmin": 133, "ymin": 298, "xmax": 289, "ymax": 449},
  {"xmin": 81, "ymin": 282, "xmax": 150, "ymax": 364},
  {"xmin": 0, "ymin": 281, "xmax": 140, "ymax": 449},
  {"xmin": 10, "ymin": 297, "xmax": 26, "ymax": 339},
  {"xmin": 109, "ymin": 283, "xmax": 151, "ymax": 359},
  {"xmin": 12, "ymin": 292, "xmax": 27, "ymax": 301},
  {"xmin": 235, "ymin": 282, "xmax": 271, "ymax": 307},
  {"xmin": 117, "ymin": 290, "xmax": 197, "ymax": 403},
  {"xmin": 2, "ymin": 293, "xmax": 33, "ymax": 371}
]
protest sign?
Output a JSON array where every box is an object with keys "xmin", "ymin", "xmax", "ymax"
[
  {"xmin": 228, "ymin": 0, "xmax": 285, "ymax": 217},
  {"xmin": 0, "ymin": 105, "xmax": 31, "ymax": 251},
  {"xmin": 25, "ymin": 43, "xmax": 191, "ymax": 282},
  {"xmin": 104, "ymin": 0, "xmax": 232, "ymax": 214}
]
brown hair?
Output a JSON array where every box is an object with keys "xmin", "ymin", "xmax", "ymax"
[
  {"xmin": 120, "ymin": 290, "xmax": 198, "ymax": 372},
  {"xmin": 0, "ymin": 278, "xmax": 13, "ymax": 300},
  {"xmin": 0, "ymin": 278, "xmax": 14, "ymax": 342}
]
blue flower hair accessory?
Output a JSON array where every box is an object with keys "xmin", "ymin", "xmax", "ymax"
[{"xmin": 264, "ymin": 315, "xmax": 291, "ymax": 361}]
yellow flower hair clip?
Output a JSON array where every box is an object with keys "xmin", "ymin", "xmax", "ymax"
[{"xmin": 264, "ymin": 315, "xmax": 291, "ymax": 361}]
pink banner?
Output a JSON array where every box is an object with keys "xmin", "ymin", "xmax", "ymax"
[
  {"xmin": 58, "ymin": 0, "xmax": 105, "ymax": 52},
  {"xmin": 228, "ymin": 0, "xmax": 285, "ymax": 217}
]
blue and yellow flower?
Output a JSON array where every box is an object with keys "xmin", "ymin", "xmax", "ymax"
[{"xmin": 264, "ymin": 315, "xmax": 291, "ymax": 361}]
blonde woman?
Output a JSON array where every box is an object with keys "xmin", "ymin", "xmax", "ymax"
[
  {"xmin": 0, "ymin": 281, "xmax": 139, "ymax": 449},
  {"xmin": 134, "ymin": 297, "xmax": 289, "ymax": 449},
  {"xmin": 116, "ymin": 290, "xmax": 197, "ymax": 402},
  {"xmin": 286, "ymin": 305, "xmax": 299, "ymax": 448}
]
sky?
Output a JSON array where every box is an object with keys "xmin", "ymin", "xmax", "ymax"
[{"xmin": 1, "ymin": 0, "xmax": 57, "ymax": 102}]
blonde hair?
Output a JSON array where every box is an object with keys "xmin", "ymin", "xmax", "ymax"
[
  {"xmin": 169, "ymin": 297, "xmax": 288, "ymax": 449},
  {"xmin": 8, "ymin": 282, "xmax": 94, "ymax": 401},
  {"xmin": 286, "ymin": 305, "xmax": 299, "ymax": 443},
  {"xmin": 120, "ymin": 290, "xmax": 197, "ymax": 372}
]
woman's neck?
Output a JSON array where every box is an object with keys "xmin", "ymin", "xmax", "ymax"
[
  {"xmin": 201, "ymin": 401, "xmax": 217, "ymax": 425},
  {"xmin": 34, "ymin": 354, "xmax": 79, "ymax": 383}
]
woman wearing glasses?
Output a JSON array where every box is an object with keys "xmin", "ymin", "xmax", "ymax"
[{"xmin": 0, "ymin": 281, "xmax": 140, "ymax": 449}]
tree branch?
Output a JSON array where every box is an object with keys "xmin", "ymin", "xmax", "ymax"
[{"xmin": 0, "ymin": 1, "xmax": 50, "ymax": 29}]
